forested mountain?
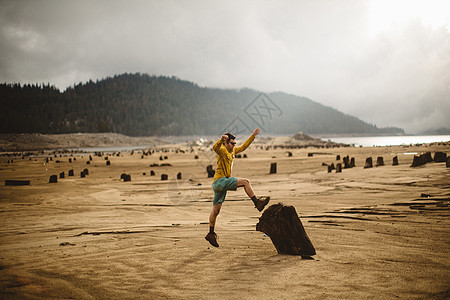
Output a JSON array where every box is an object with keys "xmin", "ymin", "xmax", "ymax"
[{"xmin": 1, "ymin": 73, "xmax": 404, "ymax": 136}]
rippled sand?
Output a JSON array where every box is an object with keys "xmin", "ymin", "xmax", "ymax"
[{"xmin": 0, "ymin": 142, "xmax": 449, "ymax": 299}]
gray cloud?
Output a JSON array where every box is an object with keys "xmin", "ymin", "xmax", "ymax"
[{"xmin": 1, "ymin": 0, "xmax": 449, "ymax": 133}]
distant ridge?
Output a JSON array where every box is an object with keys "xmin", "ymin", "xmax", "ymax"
[{"xmin": 1, "ymin": 73, "xmax": 404, "ymax": 136}]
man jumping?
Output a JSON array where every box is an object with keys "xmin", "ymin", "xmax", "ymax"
[{"xmin": 205, "ymin": 128, "xmax": 270, "ymax": 247}]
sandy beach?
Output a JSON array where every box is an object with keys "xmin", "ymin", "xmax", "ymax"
[{"xmin": 0, "ymin": 136, "xmax": 449, "ymax": 299}]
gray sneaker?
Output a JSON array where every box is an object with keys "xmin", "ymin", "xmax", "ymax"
[
  {"xmin": 255, "ymin": 196, "xmax": 270, "ymax": 212},
  {"xmin": 205, "ymin": 232, "xmax": 219, "ymax": 247}
]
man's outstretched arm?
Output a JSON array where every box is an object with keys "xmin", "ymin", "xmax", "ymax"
[{"xmin": 235, "ymin": 129, "xmax": 259, "ymax": 154}]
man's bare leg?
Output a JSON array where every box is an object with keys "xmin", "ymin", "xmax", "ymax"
[
  {"xmin": 206, "ymin": 203, "xmax": 221, "ymax": 247},
  {"xmin": 237, "ymin": 177, "xmax": 270, "ymax": 211},
  {"xmin": 209, "ymin": 203, "xmax": 222, "ymax": 227},
  {"xmin": 236, "ymin": 178, "xmax": 255, "ymax": 198}
]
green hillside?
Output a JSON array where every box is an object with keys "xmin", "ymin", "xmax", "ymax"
[{"xmin": 1, "ymin": 73, "xmax": 404, "ymax": 136}]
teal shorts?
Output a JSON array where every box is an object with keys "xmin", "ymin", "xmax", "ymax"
[{"xmin": 212, "ymin": 177, "xmax": 238, "ymax": 205}]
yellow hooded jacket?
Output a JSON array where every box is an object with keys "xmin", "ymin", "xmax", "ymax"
[{"xmin": 212, "ymin": 134, "xmax": 255, "ymax": 182}]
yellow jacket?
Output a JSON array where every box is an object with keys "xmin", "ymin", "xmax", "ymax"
[{"xmin": 212, "ymin": 134, "xmax": 255, "ymax": 182}]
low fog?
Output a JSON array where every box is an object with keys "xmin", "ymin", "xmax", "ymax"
[{"xmin": 1, "ymin": 0, "xmax": 449, "ymax": 133}]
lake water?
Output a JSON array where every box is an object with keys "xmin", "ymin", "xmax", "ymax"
[
  {"xmin": 69, "ymin": 135, "xmax": 450, "ymax": 152},
  {"xmin": 322, "ymin": 135, "xmax": 450, "ymax": 147}
]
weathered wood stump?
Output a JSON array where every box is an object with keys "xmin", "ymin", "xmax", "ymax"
[
  {"xmin": 343, "ymin": 156, "xmax": 351, "ymax": 168},
  {"xmin": 206, "ymin": 165, "xmax": 215, "ymax": 178},
  {"xmin": 270, "ymin": 163, "xmax": 277, "ymax": 174},
  {"xmin": 392, "ymin": 156, "xmax": 399, "ymax": 166},
  {"xmin": 256, "ymin": 203, "xmax": 316, "ymax": 257},
  {"xmin": 411, "ymin": 155, "xmax": 426, "ymax": 167},
  {"xmin": 434, "ymin": 152, "xmax": 447, "ymax": 162},
  {"xmin": 364, "ymin": 157, "xmax": 373, "ymax": 168},
  {"xmin": 49, "ymin": 175, "xmax": 58, "ymax": 183},
  {"xmin": 376, "ymin": 156, "xmax": 384, "ymax": 167},
  {"xmin": 424, "ymin": 152, "xmax": 433, "ymax": 163},
  {"xmin": 336, "ymin": 163, "xmax": 342, "ymax": 173},
  {"xmin": 120, "ymin": 174, "xmax": 131, "ymax": 182},
  {"xmin": 350, "ymin": 157, "xmax": 355, "ymax": 168},
  {"xmin": 5, "ymin": 180, "xmax": 30, "ymax": 186}
]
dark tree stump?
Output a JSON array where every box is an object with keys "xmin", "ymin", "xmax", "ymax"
[
  {"xmin": 336, "ymin": 163, "xmax": 342, "ymax": 173},
  {"xmin": 424, "ymin": 152, "xmax": 433, "ymax": 163},
  {"xmin": 206, "ymin": 165, "xmax": 215, "ymax": 178},
  {"xmin": 256, "ymin": 203, "xmax": 316, "ymax": 257},
  {"xmin": 376, "ymin": 157, "xmax": 384, "ymax": 167},
  {"xmin": 343, "ymin": 156, "xmax": 350, "ymax": 168},
  {"xmin": 350, "ymin": 157, "xmax": 356, "ymax": 168},
  {"xmin": 120, "ymin": 174, "xmax": 131, "ymax": 182},
  {"xmin": 393, "ymin": 156, "xmax": 399, "ymax": 166},
  {"xmin": 49, "ymin": 175, "xmax": 58, "ymax": 183},
  {"xmin": 364, "ymin": 157, "xmax": 373, "ymax": 168},
  {"xmin": 270, "ymin": 163, "xmax": 277, "ymax": 174},
  {"xmin": 434, "ymin": 152, "xmax": 447, "ymax": 162},
  {"xmin": 5, "ymin": 180, "xmax": 30, "ymax": 186},
  {"xmin": 411, "ymin": 155, "xmax": 426, "ymax": 167}
]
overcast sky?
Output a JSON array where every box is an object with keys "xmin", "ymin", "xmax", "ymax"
[{"xmin": 1, "ymin": 0, "xmax": 449, "ymax": 134}]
